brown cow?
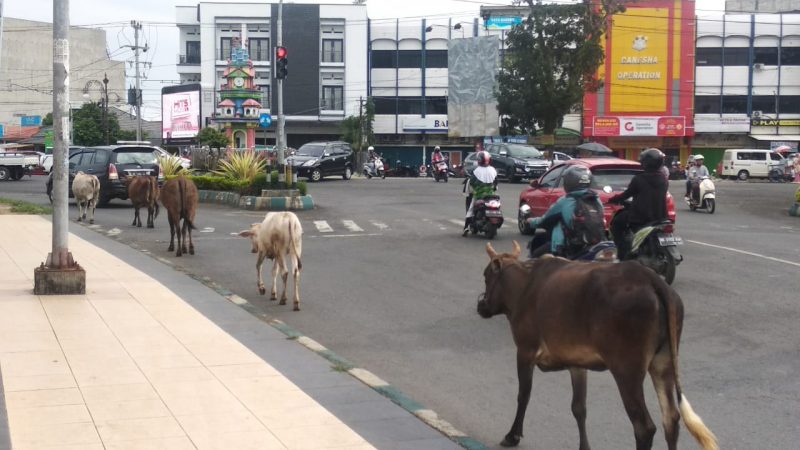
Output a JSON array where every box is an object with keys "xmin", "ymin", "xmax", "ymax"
[
  {"xmin": 238, "ymin": 211, "xmax": 303, "ymax": 310},
  {"xmin": 477, "ymin": 241, "xmax": 717, "ymax": 450},
  {"xmin": 159, "ymin": 176, "xmax": 198, "ymax": 257},
  {"xmin": 126, "ymin": 176, "xmax": 159, "ymax": 228}
]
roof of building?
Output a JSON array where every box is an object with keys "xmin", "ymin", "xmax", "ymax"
[
  {"xmin": 1, "ymin": 126, "xmax": 41, "ymax": 142},
  {"xmin": 242, "ymin": 99, "xmax": 261, "ymax": 107},
  {"xmin": 219, "ymin": 99, "xmax": 236, "ymax": 106}
]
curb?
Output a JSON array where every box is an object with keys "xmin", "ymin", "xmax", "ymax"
[{"xmin": 196, "ymin": 189, "xmax": 314, "ymax": 211}]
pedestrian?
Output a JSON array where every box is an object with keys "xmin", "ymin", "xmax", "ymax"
[{"xmin": 793, "ymin": 154, "xmax": 800, "ymax": 183}]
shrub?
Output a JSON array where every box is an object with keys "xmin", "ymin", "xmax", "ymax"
[
  {"xmin": 297, "ymin": 181, "xmax": 308, "ymax": 196},
  {"xmin": 166, "ymin": 175, "xmax": 249, "ymax": 193},
  {"xmin": 212, "ymin": 150, "xmax": 266, "ymax": 182},
  {"xmin": 157, "ymin": 155, "xmax": 195, "ymax": 177}
]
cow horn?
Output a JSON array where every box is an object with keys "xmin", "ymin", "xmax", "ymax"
[
  {"xmin": 486, "ymin": 242, "xmax": 497, "ymax": 259},
  {"xmin": 511, "ymin": 240, "xmax": 521, "ymax": 258}
]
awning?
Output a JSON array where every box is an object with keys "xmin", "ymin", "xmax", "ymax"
[{"xmin": 749, "ymin": 135, "xmax": 800, "ymax": 141}]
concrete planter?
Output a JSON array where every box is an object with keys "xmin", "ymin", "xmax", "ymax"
[{"xmin": 197, "ymin": 189, "xmax": 314, "ymax": 211}]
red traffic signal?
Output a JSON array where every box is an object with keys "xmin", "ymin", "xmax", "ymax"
[
  {"xmin": 275, "ymin": 46, "xmax": 288, "ymax": 79},
  {"xmin": 276, "ymin": 46, "xmax": 287, "ymax": 60}
]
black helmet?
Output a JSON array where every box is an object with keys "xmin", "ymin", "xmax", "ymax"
[
  {"xmin": 639, "ymin": 148, "xmax": 665, "ymax": 172},
  {"xmin": 562, "ymin": 165, "xmax": 592, "ymax": 193}
]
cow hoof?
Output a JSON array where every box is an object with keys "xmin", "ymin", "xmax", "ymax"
[
  {"xmin": 77, "ymin": 218, "xmax": 82, "ymax": 222},
  {"xmin": 176, "ymin": 251, "xmax": 182, "ymax": 257},
  {"xmin": 293, "ymin": 305, "xmax": 300, "ymax": 311},
  {"xmin": 147, "ymin": 224, "xmax": 154, "ymax": 229},
  {"xmin": 189, "ymin": 248, "xmax": 194, "ymax": 255},
  {"xmin": 258, "ymin": 286, "xmax": 266, "ymax": 295},
  {"xmin": 500, "ymin": 433, "xmax": 521, "ymax": 447},
  {"xmin": 270, "ymin": 294, "xmax": 278, "ymax": 301},
  {"xmin": 279, "ymin": 300, "xmax": 287, "ymax": 305},
  {"xmin": 89, "ymin": 219, "xmax": 94, "ymax": 224},
  {"xmin": 168, "ymin": 245, "xmax": 174, "ymax": 251}
]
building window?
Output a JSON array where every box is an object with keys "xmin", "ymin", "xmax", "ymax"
[
  {"xmin": 220, "ymin": 37, "xmax": 233, "ymax": 60},
  {"xmin": 259, "ymin": 85, "xmax": 271, "ymax": 108},
  {"xmin": 425, "ymin": 96, "xmax": 448, "ymax": 114},
  {"xmin": 425, "ymin": 50, "xmax": 448, "ymax": 68},
  {"xmin": 373, "ymin": 97, "xmax": 396, "ymax": 114},
  {"xmin": 781, "ymin": 47, "xmax": 800, "ymax": 66},
  {"xmin": 751, "ymin": 95, "xmax": 777, "ymax": 114},
  {"xmin": 779, "ymin": 95, "xmax": 800, "ymax": 114},
  {"xmin": 721, "ymin": 95, "xmax": 748, "ymax": 114},
  {"xmin": 322, "ymin": 86, "xmax": 344, "ymax": 111},
  {"xmin": 696, "ymin": 47, "xmax": 722, "ymax": 66},
  {"xmin": 694, "ymin": 96, "xmax": 721, "ymax": 114},
  {"xmin": 185, "ymin": 41, "xmax": 200, "ymax": 64},
  {"xmin": 722, "ymin": 48, "xmax": 749, "ymax": 66},
  {"xmin": 398, "ymin": 50, "xmax": 422, "ymax": 68},
  {"xmin": 249, "ymin": 38, "xmax": 270, "ymax": 61},
  {"xmin": 397, "ymin": 96, "xmax": 423, "ymax": 114},
  {"xmin": 371, "ymin": 50, "xmax": 397, "ymax": 69},
  {"xmin": 753, "ymin": 47, "xmax": 778, "ymax": 66},
  {"xmin": 322, "ymin": 39, "xmax": 344, "ymax": 63}
]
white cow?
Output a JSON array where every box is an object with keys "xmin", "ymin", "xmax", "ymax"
[
  {"xmin": 238, "ymin": 211, "xmax": 303, "ymax": 310},
  {"xmin": 72, "ymin": 171, "xmax": 100, "ymax": 224}
]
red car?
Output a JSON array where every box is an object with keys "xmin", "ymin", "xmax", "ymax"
[{"xmin": 517, "ymin": 158, "xmax": 676, "ymax": 235}]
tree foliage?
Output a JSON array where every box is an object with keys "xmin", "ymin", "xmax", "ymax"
[
  {"xmin": 340, "ymin": 97, "xmax": 374, "ymax": 152},
  {"xmin": 496, "ymin": 0, "xmax": 624, "ymax": 136},
  {"xmin": 196, "ymin": 127, "xmax": 231, "ymax": 149},
  {"xmin": 72, "ymin": 103, "xmax": 130, "ymax": 146}
]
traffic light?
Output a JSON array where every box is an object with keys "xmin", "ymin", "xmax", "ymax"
[{"xmin": 275, "ymin": 46, "xmax": 288, "ymax": 79}]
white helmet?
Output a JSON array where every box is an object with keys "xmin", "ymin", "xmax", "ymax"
[
  {"xmin": 694, "ymin": 154, "xmax": 704, "ymax": 160},
  {"xmin": 434, "ymin": 146, "xmax": 441, "ymax": 151},
  {"xmin": 368, "ymin": 146, "xmax": 375, "ymax": 152}
]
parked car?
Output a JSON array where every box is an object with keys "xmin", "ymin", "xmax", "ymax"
[
  {"xmin": 485, "ymin": 143, "xmax": 551, "ymax": 182},
  {"xmin": 720, "ymin": 149, "xmax": 785, "ymax": 181},
  {"xmin": 286, "ymin": 141, "xmax": 354, "ymax": 181},
  {"xmin": 46, "ymin": 144, "xmax": 164, "ymax": 205},
  {"xmin": 517, "ymin": 158, "xmax": 677, "ymax": 235}
]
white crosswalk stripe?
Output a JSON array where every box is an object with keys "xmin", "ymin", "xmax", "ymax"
[
  {"xmin": 370, "ymin": 221, "xmax": 390, "ymax": 231},
  {"xmin": 342, "ymin": 220, "xmax": 364, "ymax": 232},
  {"xmin": 314, "ymin": 220, "xmax": 334, "ymax": 233}
]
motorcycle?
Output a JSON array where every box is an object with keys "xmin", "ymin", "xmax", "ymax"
[
  {"xmin": 363, "ymin": 155, "xmax": 386, "ymax": 179},
  {"xmin": 519, "ymin": 204, "xmax": 617, "ymax": 262},
  {"xmin": 432, "ymin": 158, "xmax": 449, "ymax": 182},
  {"xmin": 611, "ymin": 201, "xmax": 683, "ymax": 285},
  {"xmin": 469, "ymin": 195, "xmax": 504, "ymax": 239},
  {"xmin": 686, "ymin": 176, "xmax": 716, "ymax": 214}
]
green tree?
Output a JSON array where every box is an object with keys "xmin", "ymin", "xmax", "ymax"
[
  {"xmin": 42, "ymin": 112, "xmax": 53, "ymax": 126},
  {"xmin": 496, "ymin": 0, "xmax": 624, "ymax": 136},
  {"xmin": 340, "ymin": 97, "xmax": 374, "ymax": 153},
  {"xmin": 196, "ymin": 127, "xmax": 231, "ymax": 148},
  {"xmin": 72, "ymin": 103, "xmax": 138, "ymax": 145}
]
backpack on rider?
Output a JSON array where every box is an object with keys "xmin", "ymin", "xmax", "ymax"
[{"xmin": 562, "ymin": 191, "xmax": 605, "ymax": 257}]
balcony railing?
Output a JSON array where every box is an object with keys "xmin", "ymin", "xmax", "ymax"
[
  {"xmin": 178, "ymin": 54, "xmax": 201, "ymax": 65},
  {"xmin": 320, "ymin": 99, "xmax": 344, "ymax": 111}
]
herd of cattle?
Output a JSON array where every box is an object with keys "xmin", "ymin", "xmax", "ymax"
[{"xmin": 69, "ymin": 171, "xmax": 304, "ymax": 310}]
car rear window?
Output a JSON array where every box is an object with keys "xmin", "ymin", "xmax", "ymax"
[
  {"xmin": 296, "ymin": 144, "xmax": 326, "ymax": 157},
  {"xmin": 591, "ymin": 168, "xmax": 640, "ymax": 191},
  {"xmin": 507, "ymin": 144, "xmax": 542, "ymax": 159},
  {"xmin": 114, "ymin": 150, "xmax": 157, "ymax": 165}
]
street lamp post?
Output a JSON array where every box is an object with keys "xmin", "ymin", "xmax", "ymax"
[{"xmin": 83, "ymin": 73, "xmax": 110, "ymax": 145}]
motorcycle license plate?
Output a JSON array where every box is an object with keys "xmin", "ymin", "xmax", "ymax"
[
  {"xmin": 484, "ymin": 210, "xmax": 502, "ymax": 217},
  {"xmin": 658, "ymin": 234, "xmax": 683, "ymax": 246}
]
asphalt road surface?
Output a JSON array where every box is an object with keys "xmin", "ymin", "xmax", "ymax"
[{"xmin": 3, "ymin": 175, "xmax": 800, "ymax": 449}]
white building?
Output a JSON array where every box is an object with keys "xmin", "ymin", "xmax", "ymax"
[
  {"xmin": 0, "ymin": 18, "xmax": 125, "ymax": 135},
  {"xmin": 175, "ymin": 1, "xmax": 368, "ymax": 147},
  {"xmin": 694, "ymin": 13, "xmax": 800, "ymax": 156}
]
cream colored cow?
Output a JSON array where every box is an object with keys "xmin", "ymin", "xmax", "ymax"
[{"xmin": 72, "ymin": 171, "xmax": 100, "ymax": 224}]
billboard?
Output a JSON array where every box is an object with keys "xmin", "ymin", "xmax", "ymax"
[
  {"xmin": 593, "ymin": 116, "xmax": 686, "ymax": 136},
  {"xmin": 447, "ymin": 36, "xmax": 500, "ymax": 138},
  {"xmin": 161, "ymin": 84, "xmax": 202, "ymax": 145}
]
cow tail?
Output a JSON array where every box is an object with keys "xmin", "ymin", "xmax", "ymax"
[
  {"xmin": 289, "ymin": 216, "xmax": 302, "ymax": 270},
  {"xmin": 179, "ymin": 177, "xmax": 196, "ymax": 230},
  {"xmin": 657, "ymin": 281, "xmax": 718, "ymax": 450},
  {"xmin": 151, "ymin": 177, "xmax": 160, "ymax": 220}
]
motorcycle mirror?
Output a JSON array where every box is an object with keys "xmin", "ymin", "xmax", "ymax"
[
  {"xmin": 602, "ymin": 185, "xmax": 613, "ymax": 194},
  {"xmin": 529, "ymin": 179, "xmax": 540, "ymax": 188}
]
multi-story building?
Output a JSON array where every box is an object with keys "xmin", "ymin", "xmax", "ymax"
[
  {"xmin": 175, "ymin": 1, "xmax": 368, "ymax": 148},
  {"xmin": 694, "ymin": 13, "xmax": 800, "ymax": 168},
  {"xmin": 0, "ymin": 18, "xmax": 125, "ymax": 136}
]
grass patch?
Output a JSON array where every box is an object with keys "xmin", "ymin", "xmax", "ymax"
[{"xmin": 0, "ymin": 198, "xmax": 53, "ymax": 215}]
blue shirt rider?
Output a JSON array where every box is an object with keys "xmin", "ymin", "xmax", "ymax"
[{"xmin": 527, "ymin": 165, "xmax": 603, "ymax": 258}]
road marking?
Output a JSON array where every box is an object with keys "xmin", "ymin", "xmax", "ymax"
[
  {"xmin": 106, "ymin": 228, "xmax": 121, "ymax": 236},
  {"xmin": 200, "ymin": 227, "xmax": 215, "ymax": 233},
  {"xmin": 312, "ymin": 233, "xmax": 382, "ymax": 238},
  {"xmin": 342, "ymin": 220, "xmax": 364, "ymax": 232},
  {"xmin": 688, "ymin": 240, "xmax": 800, "ymax": 268},
  {"xmin": 370, "ymin": 220, "xmax": 389, "ymax": 231},
  {"xmin": 448, "ymin": 219, "xmax": 464, "ymax": 227},
  {"xmin": 314, "ymin": 220, "xmax": 333, "ymax": 233}
]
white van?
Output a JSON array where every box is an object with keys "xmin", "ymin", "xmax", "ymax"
[{"xmin": 720, "ymin": 149, "xmax": 784, "ymax": 180}]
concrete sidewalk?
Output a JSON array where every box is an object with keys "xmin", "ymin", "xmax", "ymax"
[{"xmin": 0, "ymin": 215, "xmax": 462, "ymax": 450}]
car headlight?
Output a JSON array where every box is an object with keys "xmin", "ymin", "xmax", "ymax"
[{"xmin": 301, "ymin": 159, "xmax": 317, "ymax": 167}]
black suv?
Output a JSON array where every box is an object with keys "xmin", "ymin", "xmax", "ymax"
[
  {"xmin": 286, "ymin": 141, "xmax": 353, "ymax": 182},
  {"xmin": 46, "ymin": 144, "xmax": 163, "ymax": 205},
  {"xmin": 486, "ymin": 143, "xmax": 550, "ymax": 182}
]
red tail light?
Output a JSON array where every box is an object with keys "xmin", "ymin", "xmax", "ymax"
[
  {"xmin": 108, "ymin": 163, "xmax": 118, "ymax": 180},
  {"xmin": 663, "ymin": 223, "xmax": 674, "ymax": 233}
]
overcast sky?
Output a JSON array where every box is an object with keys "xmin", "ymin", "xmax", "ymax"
[{"xmin": 4, "ymin": 0, "xmax": 727, "ymax": 120}]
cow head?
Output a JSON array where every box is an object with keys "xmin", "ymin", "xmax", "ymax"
[
  {"xmin": 238, "ymin": 222, "xmax": 263, "ymax": 253},
  {"xmin": 477, "ymin": 241, "xmax": 522, "ymax": 318}
]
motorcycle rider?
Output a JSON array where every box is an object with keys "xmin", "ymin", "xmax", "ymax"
[
  {"xmin": 365, "ymin": 146, "xmax": 380, "ymax": 178},
  {"xmin": 463, "ymin": 151, "xmax": 498, "ymax": 236},
  {"xmin": 526, "ymin": 165, "xmax": 604, "ymax": 258},
  {"xmin": 432, "ymin": 146, "xmax": 444, "ymax": 165},
  {"xmin": 685, "ymin": 154, "xmax": 709, "ymax": 200},
  {"xmin": 608, "ymin": 148, "xmax": 669, "ymax": 260}
]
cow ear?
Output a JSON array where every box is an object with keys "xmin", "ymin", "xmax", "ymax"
[
  {"xmin": 511, "ymin": 240, "xmax": 521, "ymax": 259},
  {"xmin": 486, "ymin": 242, "xmax": 497, "ymax": 259},
  {"xmin": 238, "ymin": 230, "xmax": 253, "ymax": 238}
]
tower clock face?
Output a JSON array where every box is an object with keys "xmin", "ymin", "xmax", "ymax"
[{"xmin": 233, "ymin": 77, "xmax": 244, "ymax": 87}]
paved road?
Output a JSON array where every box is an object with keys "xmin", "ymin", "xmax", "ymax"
[{"xmin": 3, "ymin": 175, "xmax": 800, "ymax": 449}]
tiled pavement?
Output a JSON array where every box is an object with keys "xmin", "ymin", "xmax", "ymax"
[{"xmin": 0, "ymin": 215, "xmax": 462, "ymax": 450}]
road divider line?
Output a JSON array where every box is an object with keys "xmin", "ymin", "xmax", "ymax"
[
  {"xmin": 688, "ymin": 239, "xmax": 800, "ymax": 268},
  {"xmin": 316, "ymin": 233, "xmax": 382, "ymax": 238},
  {"xmin": 342, "ymin": 220, "xmax": 364, "ymax": 232},
  {"xmin": 313, "ymin": 220, "xmax": 333, "ymax": 233}
]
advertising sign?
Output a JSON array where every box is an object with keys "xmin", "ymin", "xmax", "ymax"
[
  {"xmin": 161, "ymin": 84, "xmax": 202, "ymax": 144},
  {"xmin": 593, "ymin": 116, "xmax": 685, "ymax": 137},
  {"xmin": 694, "ymin": 115, "xmax": 750, "ymax": 133},
  {"xmin": 484, "ymin": 16, "xmax": 523, "ymax": 30},
  {"xmin": 752, "ymin": 118, "xmax": 800, "ymax": 127},
  {"xmin": 21, "ymin": 116, "xmax": 41, "ymax": 127},
  {"xmin": 402, "ymin": 117, "xmax": 448, "ymax": 133}
]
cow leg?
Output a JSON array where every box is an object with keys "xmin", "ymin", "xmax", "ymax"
[
  {"xmin": 88, "ymin": 199, "xmax": 95, "ymax": 224},
  {"xmin": 147, "ymin": 205, "xmax": 154, "ymax": 228},
  {"xmin": 180, "ymin": 220, "xmax": 189, "ymax": 255},
  {"xmin": 187, "ymin": 220, "xmax": 195, "ymax": 255},
  {"xmin": 132, "ymin": 207, "xmax": 140, "ymax": 227},
  {"xmin": 175, "ymin": 219, "xmax": 185, "ymax": 257},
  {"xmin": 270, "ymin": 258, "xmax": 280, "ymax": 301},
  {"xmin": 612, "ymin": 370, "xmax": 656, "ymax": 450},
  {"xmin": 256, "ymin": 252, "xmax": 267, "ymax": 295},
  {"xmin": 167, "ymin": 216, "xmax": 176, "ymax": 253},
  {"xmin": 569, "ymin": 368, "xmax": 591, "ymax": 450},
  {"xmin": 501, "ymin": 351, "xmax": 534, "ymax": 447},
  {"xmin": 292, "ymin": 257, "xmax": 301, "ymax": 311},
  {"xmin": 277, "ymin": 257, "xmax": 289, "ymax": 306},
  {"xmin": 649, "ymin": 352, "xmax": 680, "ymax": 450},
  {"xmin": 76, "ymin": 201, "xmax": 83, "ymax": 222}
]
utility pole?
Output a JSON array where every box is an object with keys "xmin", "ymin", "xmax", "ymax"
[
  {"xmin": 276, "ymin": 0, "xmax": 287, "ymax": 185},
  {"xmin": 127, "ymin": 21, "xmax": 147, "ymax": 141},
  {"xmin": 35, "ymin": 0, "xmax": 85, "ymax": 294},
  {"xmin": 102, "ymin": 73, "xmax": 109, "ymax": 145}
]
